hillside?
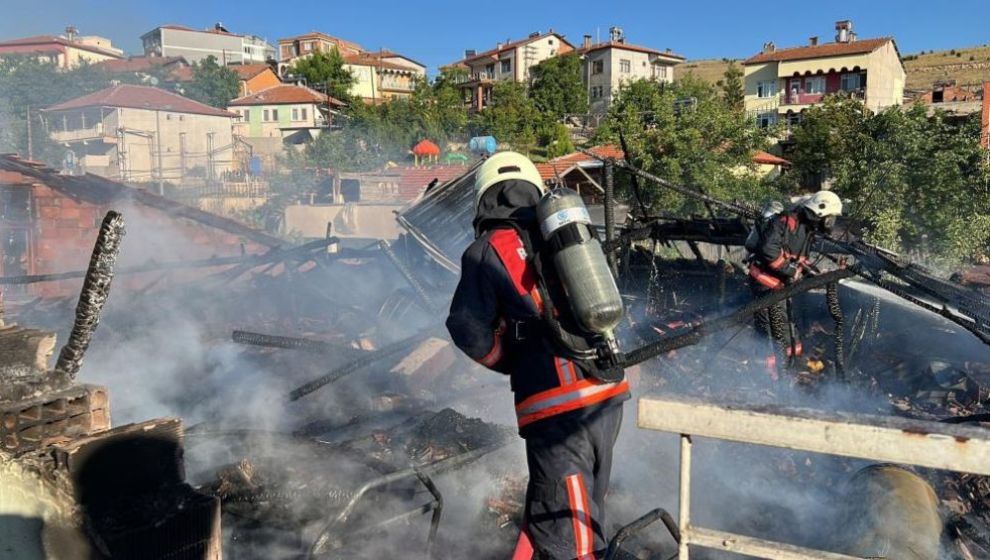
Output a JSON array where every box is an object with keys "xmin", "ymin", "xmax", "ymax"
[{"xmin": 675, "ymin": 44, "xmax": 990, "ymax": 91}]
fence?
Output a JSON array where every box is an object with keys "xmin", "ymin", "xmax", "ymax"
[{"xmin": 637, "ymin": 394, "xmax": 990, "ymax": 559}]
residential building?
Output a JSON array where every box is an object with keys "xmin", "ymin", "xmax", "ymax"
[
  {"xmin": 277, "ymin": 32, "xmax": 364, "ymax": 74},
  {"xmin": 171, "ymin": 63, "xmax": 281, "ymax": 96},
  {"xmin": 577, "ymin": 27, "xmax": 685, "ymax": 113},
  {"xmin": 344, "ymin": 51, "xmax": 426, "ymax": 103},
  {"xmin": 228, "ymin": 84, "xmax": 343, "ymax": 141},
  {"xmin": 911, "ymin": 81, "xmax": 985, "ymax": 122},
  {"xmin": 0, "ymin": 27, "xmax": 123, "ymax": 69},
  {"xmin": 742, "ymin": 20, "xmax": 905, "ymax": 127},
  {"xmin": 449, "ymin": 30, "xmax": 574, "ymax": 111},
  {"xmin": 141, "ymin": 23, "xmax": 275, "ymax": 64},
  {"xmin": 42, "ymin": 84, "xmax": 236, "ymax": 183}
]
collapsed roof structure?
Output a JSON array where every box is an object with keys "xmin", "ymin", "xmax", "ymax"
[{"xmin": 3, "ymin": 147, "xmax": 990, "ymax": 558}]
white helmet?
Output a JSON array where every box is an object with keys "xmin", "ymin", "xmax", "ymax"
[
  {"xmin": 474, "ymin": 151, "xmax": 545, "ymax": 210},
  {"xmin": 802, "ymin": 190, "xmax": 843, "ymax": 218}
]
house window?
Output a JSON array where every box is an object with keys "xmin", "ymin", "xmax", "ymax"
[
  {"xmin": 166, "ymin": 114, "xmax": 172, "ymax": 120},
  {"xmin": 619, "ymin": 59, "xmax": 631, "ymax": 73},
  {"xmin": 292, "ymin": 108, "xmax": 299, "ymax": 120},
  {"xmin": 485, "ymin": 63, "xmax": 495, "ymax": 78},
  {"xmin": 0, "ymin": 187, "xmax": 32, "ymax": 285},
  {"xmin": 757, "ymin": 80, "xmax": 778, "ymax": 98},
  {"xmin": 272, "ymin": 109, "xmax": 279, "ymax": 121},
  {"xmin": 592, "ymin": 60, "xmax": 604, "ymax": 75},
  {"xmin": 263, "ymin": 109, "xmax": 270, "ymax": 121},
  {"xmin": 244, "ymin": 109, "xmax": 250, "ymax": 120},
  {"xmin": 757, "ymin": 111, "xmax": 777, "ymax": 128},
  {"xmin": 501, "ymin": 59, "xmax": 512, "ymax": 74},
  {"xmin": 841, "ymin": 73, "xmax": 862, "ymax": 91},
  {"xmin": 301, "ymin": 107, "xmax": 308, "ymax": 120},
  {"xmin": 655, "ymin": 65, "xmax": 668, "ymax": 80},
  {"xmin": 805, "ymin": 76, "xmax": 826, "ymax": 94}
]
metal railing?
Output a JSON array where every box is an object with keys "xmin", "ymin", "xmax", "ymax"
[{"xmin": 637, "ymin": 394, "xmax": 990, "ymax": 560}]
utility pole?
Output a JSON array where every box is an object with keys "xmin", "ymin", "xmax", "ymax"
[
  {"xmin": 26, "ymin": 106, "xmax": 33, "ymax": 160},
  {"xmin": 155, "ymin": 110, "xmax": 164, "ymax": 195}
]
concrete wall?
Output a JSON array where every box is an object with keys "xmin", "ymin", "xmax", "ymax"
[
  {"xmin": 866, "ymin": 42, "xmax": 906, "ymax": 111},
  {"xmin": 155, "ymin": 28, "xmax": 244, "ymax": 64},
  {"xmin": 283, "ymin": 203, "xmax": 404, "ymax": 240},
  {"xmin": 114, "ymin": 107, "xmax": 234, "ymax": 182}
]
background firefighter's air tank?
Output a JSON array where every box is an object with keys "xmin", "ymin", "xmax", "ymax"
[
  {"xmin": 537, "ymin": 188, "xmax": 624, "ymax": 337},
  {"xmin": 837, "ymin": 464, "xmax": 941, "ymax": 560}
]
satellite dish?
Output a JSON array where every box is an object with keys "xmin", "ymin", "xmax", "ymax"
[{"xmin": 149, "ymin": 76, "xmax": 160, "ymax": 86}]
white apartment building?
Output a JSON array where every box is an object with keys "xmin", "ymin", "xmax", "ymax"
[{"xmin": 142, "ymin": 23, "xmax": 275, "ymax": 64}]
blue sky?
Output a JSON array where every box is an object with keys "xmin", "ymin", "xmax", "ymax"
[{"xmin": 2, "ymin": 0, "xmax": 989, "ymax": 73}]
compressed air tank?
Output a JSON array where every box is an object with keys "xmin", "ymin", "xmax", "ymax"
[
  {"xmin": 537, "ymin": 188, "xmax": 624, "ymax": 336},
  {"xmin": 837, "ymin": 465, "xmax": 941, "ymax": 560}
]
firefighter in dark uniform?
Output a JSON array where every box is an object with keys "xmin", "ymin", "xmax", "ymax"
[
  {"xmin": 446, "ymin": 152, "xmax": 630, "ymax": 560},
  {"xmin": 746, "ymin": 191, "xmax": 842, "ymax": 373}
]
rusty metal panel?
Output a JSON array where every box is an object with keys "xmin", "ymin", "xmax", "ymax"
[{"xmin": 638, "ymin": 395, "xmax": 990, "ymax": 476}]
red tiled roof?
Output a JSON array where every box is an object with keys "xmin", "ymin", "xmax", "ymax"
[
  {"xmin": 578, "ymin": 41, "xmax": 685, "ymax": 60},
  {"xmin": 752, "ymin": 150, "xmax": 791, "ymax": 166},
  {"xmin": 343, "ymin": 52, "xmax": 417, "ymax": 72},
  {"xmin": 228, "ymin": 63, "xmax": 277, "ymax": 80},
  {"xmin": 43, "ymin": 84, "xmax": 236, "ymax": 117},
  {"xmin": 371, "ymin": 50, "xmax": 426, "ymax": 69},
  {"xmin": 387, "ymin": 165, "xmax": 470, "ymax": 200},
  {"xmin": 455, "ymin": 32, "xmax": 574, "ymax": 65},
  {"xmin": 551, "ymin": 144, "xmax": 624, "ymax": 164},
  {"xmin": 94, "ymin": 56, "xmax": 187, "ymax": 73},
  {"xmin": 743, "ymin": 37, "xmax": 894, "ymax": 65},
  {"xmin": 0, "ymin": 34, "xmax": 123, "ymax": 59},
  {"xmin": 229, "ymin": 84, "xmax": 344, "ymax": 106}
]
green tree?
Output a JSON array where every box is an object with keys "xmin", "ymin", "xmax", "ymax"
[
  {"xmin": 593, "ymin": 76, "xmax": 774, "ymax": 214},
  {"xmin": 717, "ymin": 61, "xmax": 744, "ymax": 111},
  {"xmin": 529, "ymin": 53, "xmax": 588, "ymax": 120},
  {"xmin": 288, "ymin": 49, "xmax": 355, "ymax": 104},
  {"xmin": 472, "ymin": 81, "xmax": 542, "ymax": 155},
  {"xmin": 789, "ymin": 98, "xmax": 990, "ymax": 261},
  {"xmin": 183, "ymin": 56, "xmax": 240, "ymax": 108},
  {"xmin": 0, "ymin": 56, "xmax": 113, "ymax": 162}
]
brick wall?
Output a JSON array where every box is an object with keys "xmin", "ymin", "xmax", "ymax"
[{"xmin": 27, "ymin": 184, "xmax": 269, "ymax": 298}]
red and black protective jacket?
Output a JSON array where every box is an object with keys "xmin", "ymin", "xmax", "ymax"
[
  {"xmin": 446, "ymin": 226, "xmax": 630, "ymax": 437},
  {"xmin": 748, "ymin": 211, "xmax": 814, "ymax": 291}
]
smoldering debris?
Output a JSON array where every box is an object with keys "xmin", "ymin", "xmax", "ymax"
[{"xmin": 7, "ymin": 161, "xmax": 990, "ymax": 559}]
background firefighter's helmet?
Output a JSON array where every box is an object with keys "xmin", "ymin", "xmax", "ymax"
[
  {"xmin": 802, "ymin": 190, "xmax": 843, "ymax": 218},
  {"xmin": 474, "ymin": 151, "xmax": 545, "ymax": 210}
]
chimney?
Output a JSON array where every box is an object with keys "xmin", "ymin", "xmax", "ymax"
[
  {"xmin": 464, "ymin": 49, "xmax": 476, "ymax": 59},
  {"xmin": 763, "ymin": 42, "xmax": 776, "ymax": 54},
  {"xmin": 609, "ymin": 26, "xmax": 624, "ymax": 44},
  {"xmin": 809, "ymin": 36, "xmax": 819, "ymax": 46},
  {"xmin": 64, "ymin": 25, "xmax": 78, "ymax": 42},
  {"xmin": 981, "ymin": 81, "xmax": 989, "ymax": 150},
  {"xmin": 835, "ymin": 20, "xmax": 853, "ymax": 43},
  {"xmin": 583, "ymin": 34, "xmax": 592, "ymax": 49}
]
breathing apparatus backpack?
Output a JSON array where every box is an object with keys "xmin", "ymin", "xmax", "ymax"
[
  {"xmin": 744, "ymin": 200, "xmax": 785, "ymax": 256},
  {"xmin": 523, "ymin": 188, "xmax": 626, "ymax": 382}
]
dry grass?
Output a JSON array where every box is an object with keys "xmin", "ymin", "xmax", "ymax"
[
  {"xmin": 902, "ymin": 44, "xmax": 990, "ymax": 90},
  {"xmin": 676, "ymin": 59, "xmax": 734, "ymax": 85}
]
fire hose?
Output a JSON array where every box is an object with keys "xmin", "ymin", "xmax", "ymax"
[
  {"xmin": 55, "ymin": 211, "xmax": 126, "ymax": 378},
  {"xmin": 620, "ymin": 269, "xmax": 855, "ymax": 368}
]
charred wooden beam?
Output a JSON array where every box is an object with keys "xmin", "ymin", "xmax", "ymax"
[{"xmin": 55, "ymin": 211, "xmax": 125, "ymax": 379}]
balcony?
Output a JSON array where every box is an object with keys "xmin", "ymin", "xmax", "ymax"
[
  {"xmin": 51, "ymin": 122, "xmax": 113, "ymax": 144},
  {"xmin": 781, "ymin": 92, "xmax": 824, "ymax": 106},
  {"xmin": 380, "ymin": 78, "xmax": 415, "ymax": 92}
]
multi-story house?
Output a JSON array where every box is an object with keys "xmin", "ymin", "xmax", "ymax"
[
  {"xmin": 577, "ymin": 27, "xmax": 684, "ymax": 113},
  {"xmin": 343, "ymin": 51, "xmax": 426, "ymax": 103},
  {"xmin": 0, "ymin": 27, "xmax": 123, "ymax": 69},
  {"xmin": 171, "ymin": 63, "xmax": 282, "ymax": 97},
  {"xmin": 228, "ymin": 84, "xmax": 343, "ymax": 140},
  {"xmin": 277, "ymin": 32, "xmax": 364, "ymax": 74},
  {"xmin": 141, "ymin": 23, "xmax": 275, "ymax": 64},
  {"xmin": 743, "ymin": 20, "xmax": 905, "ymax": 127},
  {"xmin": 449, "ymin": 30, "xmax": 574, "ymax": 111},
  {"xmin": 42, "ymin": 84, "xmax": 235, "ymax": 183}
]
